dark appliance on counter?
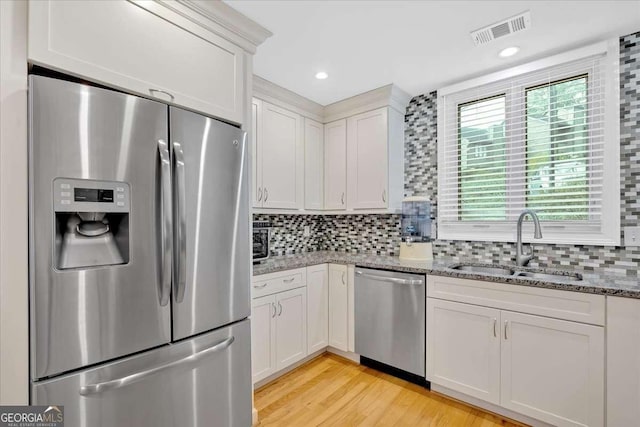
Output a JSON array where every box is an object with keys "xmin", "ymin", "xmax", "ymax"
[{"xmin": 253, "ymin": 221, "xmax": 271, "ymax": 263}]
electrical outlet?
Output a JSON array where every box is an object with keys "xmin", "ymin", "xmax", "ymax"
[
  {"xmin": 624, "ymin": 226, "xmax": 640, "ymax": 247},
  {"xmin": 303, "ymin": 226, "xmax": 311, "ymax": 237}
]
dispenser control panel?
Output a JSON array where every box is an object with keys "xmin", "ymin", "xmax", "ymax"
[{"xmin": 54, "ymin": 178, "xmax": 130, "ymax": 213}]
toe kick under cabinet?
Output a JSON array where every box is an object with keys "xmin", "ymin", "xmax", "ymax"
[{"xmin": 426, "ymin": 275, "xmax": 605, "ymax": 427}]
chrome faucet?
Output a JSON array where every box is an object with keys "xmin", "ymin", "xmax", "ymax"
[{"xmin": 516, "ymin": 209, "xmax": 543, "ymax": 267}]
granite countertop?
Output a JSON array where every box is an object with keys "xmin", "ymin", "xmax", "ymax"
[{"xmin": 252, "ymin": 251, "xmax": 640, "ymax": 299}]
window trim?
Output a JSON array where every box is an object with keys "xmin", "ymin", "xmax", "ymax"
[{"xmin": 437, "ymin": 40, "xmax": 620, "ymax": 246}]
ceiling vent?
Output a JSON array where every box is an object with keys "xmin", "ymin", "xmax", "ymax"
[{"xmin": 471, "ymin": 11, "xmax": 531, "ymax": 46}]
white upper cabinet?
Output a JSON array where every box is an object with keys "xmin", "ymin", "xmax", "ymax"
[
  {"xmin": 28, "ymin": 0, "xmax": 251, "ymax": 124},
  {"xmin": 259, "ymin": 101, "xmax": 304, "ymax": 209},
  {"xmin": 304, "ymin": 119, "xmax": 324, "ymax": 210},
  {"xmin": 252, "ymin": 99, "xmax": 263, "ymax": 207},
  {"xmin": 252, "ymin": 81, "xmax": 409, "ymax": 213},
  {"xmin": 324, "ymin": 120, "xmax": 347, "ymax": 210},
  {"xmin": 346, "ymin": 107, "xmax": 404, "ymax": 211},
  {"xmin": 347, "ymin": 108, "xmax": 388, "ymax": 209}
]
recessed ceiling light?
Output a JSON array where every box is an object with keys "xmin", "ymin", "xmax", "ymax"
[
  {"xmin": 499, "ymin": 46, "xmax": 520, "ymax": 58},
  {"xmin": 315, "ymin": 71, "xmax": 328, "ymax": 80}
]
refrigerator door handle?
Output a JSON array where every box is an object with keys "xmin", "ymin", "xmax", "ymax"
[
  {"xmin": 158, "ymin": 140, "xmax": 173, "ymax": 307},
  {"xmin": 172, "ymin": 141, "xmax": 187, "ymax": 303},
  {"xmin": 79, "ymin": 336, "xmax": 235, "ymax": 396}
]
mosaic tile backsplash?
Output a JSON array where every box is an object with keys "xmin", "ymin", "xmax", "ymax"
[{"xmin": 255, "ymin": 31, "xmax": 640, "ymax": 277}]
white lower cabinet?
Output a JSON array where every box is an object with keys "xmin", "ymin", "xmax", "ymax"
[
  {"xmin": 426, "ymin": 299, "xmax": 501, "ymax": 404},
  {"xmin": 328, "ymin": 264, "xmax": 349, "ymax": 351},
  {"xmin": 275, "ymin": 287, "xmax": 307, "ymax": 370},
  {"xmin": 427, "ymin": 294, "xmax": 604, "ymax": 427},
  {"xmin": 251, "ymin": 287, "xmax": 307, "ymax": 383},
  {"xmin": 427, "ymin": 276, "xmax": 605, "ymax": 427},
  {"xmin": 251, "ymin": 295, "xmax": 277, "ymax": 383},
  {"xmin": 500, "ymin": 311, "xmax": 604, "ymax": 427},
  {"xmin": 606, "ymin": 297, "xmax": 640, "ymax": 427},
  {"xmin": 307, "ymin": 265, "xmax": 329, "ymax": 353}
]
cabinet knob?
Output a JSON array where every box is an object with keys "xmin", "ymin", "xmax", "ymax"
[
  {"xmin": 271, "ymin": 303, "xmax": 276, "ymax": 318},
  {"xmin": 277, "ymin": 301, "xmax": 283, "ymax": 316},
  {"xmin": 257, "ymin": 187, "xmax": 262, "ymax": 202},
  {"xmin": 264, "ymin": 188, "xmax": 269, "ymax": 202},
  {"xmin": 341, "ymin": 272, "xmax": 346, "ymax": 285},
  {"xmin": 504, "ymin": 320, "xmax": 509, "ymax": 340},
  {"xmin": 382, "ymin": 189, "xmax": 386, "ymax": 203},
  {"xmin": 341, "ymin": 192, "xmax": 345, "ymax": 205}
]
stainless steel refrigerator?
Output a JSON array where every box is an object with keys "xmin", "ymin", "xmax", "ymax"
[{"xmin": 28, "ymin": 75, "xmax": 251, "ymax": 427}]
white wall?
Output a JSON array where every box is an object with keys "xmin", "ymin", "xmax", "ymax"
[{"xmin": 0, "ymin": 0, "xmax": 29, "ymax": 404}]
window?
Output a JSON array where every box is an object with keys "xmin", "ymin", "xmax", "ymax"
[{"xmin": 438, "ymin": 42, "xmax": 620, "ymax": 245}]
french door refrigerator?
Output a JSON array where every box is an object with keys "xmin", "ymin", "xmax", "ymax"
[{"xmin": 28, "ymin": 75, "xmax": 251, "ymax": 427}]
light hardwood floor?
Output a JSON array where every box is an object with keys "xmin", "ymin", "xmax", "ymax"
[{"xmin": 254, "ymin": 353, "xmax": 526, "ymax": 427}]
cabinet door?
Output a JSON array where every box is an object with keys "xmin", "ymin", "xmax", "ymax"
[
  {"xmin": 501, "ymin": 311, "xmax": 604, "ymax": 427},
  {"xmin": 307, "ymin": 265, "xmax": 329, "ymax": 353},
  {"xmin": 275, "ymin": 288, "xmax": 307, "ymax": 370},
  {"xmin": 261, "ymin": 101, "xmax": 303, "ymax": 209},
  {"xmin": 607, "ymin": 297, "xmax": 640, "ymax": 427},
  {"xmin": 426, "ymin": 299, "xmax": 501, "ymax": 405},
  {"xmin": 251, "ymin": 295, "xmax": 276, "ymax": 383},
  {"xmin": 324, "ymin": 120, "xmax": 347, "ymax": 210},
  {"xmin": 304, "ymin": 119, "xmax": 324, "ymax": 210},
  {"xmin": 347, "ymin": 108, "xmax": 388, "ymax": 209},
  {"xmin": 328, "ymin": 264, "xmax": 349, "ymax": 351},
  {"xmin": 252, "ymin": 99, "xmax": 263, "ymax": 208},
  {"xmin": 29, "ymin": 0, "xmax": 245, "ymax": 124}
]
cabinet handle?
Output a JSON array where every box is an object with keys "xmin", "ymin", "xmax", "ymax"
[
  {"xmin": 148, "ymin": 88, "xmax": 175, "ymax": 101},
  {"xmin": 283, "ymin": 277, "xmax": 295, "ymax": 283},
  {"xmin": 271, "ymin": 303, "xmax": 276, "ymax": 318},
  {"xmin": 493, "ymin": 318, "xmax": 497, "ymax": 338},
  {"xmin": 341, "ymin": 272, "xmax": 346, "ymax": 285},
  {"xmin": 341, "ymin": 192, "xmax": 345, "ymax": 205},
  {"xmin": 382, "ymin": 189, "xmax": 386, "ymax": 203},
  {"xmin": 277, "ymin": 301, "xmax": 283, "ymax": 316},
  {"xmin": 253, "ymin": 283, "xmax": 267, "ymax": 289},
  {"xmin": 504, "ymin": 320, "xmax": 509, "ymax": 340},
  {"xmin": 257, "ymin": 187, "xmax": 262, "ymax": 202},
  {"xmin": 264, "ymin": 188, "xmax": 269, "ymax": 202}
]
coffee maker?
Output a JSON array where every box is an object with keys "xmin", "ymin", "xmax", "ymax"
[
  {"xmin": 399, "ymin": 196, "xmax": 433, "ymax": 261},
  {"xmin": 53, "ymin": 178, "xmax": 130, "ymax": 269}
]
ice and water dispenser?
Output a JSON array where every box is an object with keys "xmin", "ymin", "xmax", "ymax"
[
  {"xmin": 53, "ymin": 178, "xmax": 130, "ymax": 269},
  {"xmin": 399, "ymin": 196, "xmax": 433, "ymax": 261}
]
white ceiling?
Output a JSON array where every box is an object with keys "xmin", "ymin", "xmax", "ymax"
[{"xmin": 225, "ymin": 0, "xmax": 640, "ymax": 105}]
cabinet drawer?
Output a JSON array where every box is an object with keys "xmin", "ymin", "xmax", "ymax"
[
  {"xmin": 252, "ymin": 268, "xmax": 306, "ymax": 298},
  {"xmin": 427, "ymin": 275, "xmax": 605, "ymax": 326}
]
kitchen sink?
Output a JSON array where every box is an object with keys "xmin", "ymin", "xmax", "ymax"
[
  {"xmin": 450, "ymin": 263, "xmax": 583, "ymax": 282},
  {"xmin": 450, "ymin": 264, "xmax": 514, "ymax": 276},
  {"xmin": 513, "ymin": 271, "xmax": 583, "ymax": 281}
]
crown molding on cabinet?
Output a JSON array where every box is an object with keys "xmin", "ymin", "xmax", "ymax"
[
  {"xmin": 323, "ymin": 84, "xmax": 412, "ymax": 123},
  {"xmin": 253, "ymin": 76, "xmax": 325, "ymax": 122},
  {"xmin": 153, "ymin": 0, "xmax": 272, "ymax": 54},
  {"xmin": 253, "ymin": 77, "xmax": 412, "ymax": 124}
]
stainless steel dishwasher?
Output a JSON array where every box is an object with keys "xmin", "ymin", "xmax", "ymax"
[{"xmin": 355, "ymin": 267, "xmax": 426, "ymax": 380}]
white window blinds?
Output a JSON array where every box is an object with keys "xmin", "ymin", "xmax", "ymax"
[{"xmin": 437, "ymin": 42, "xmax": 620, "ymax": 245}]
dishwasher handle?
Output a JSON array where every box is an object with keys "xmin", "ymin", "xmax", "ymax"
[{"xmin": 355, "ymin": 270, "xmax": 423, "ymax": 286}]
